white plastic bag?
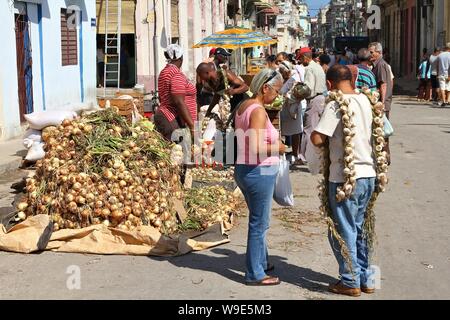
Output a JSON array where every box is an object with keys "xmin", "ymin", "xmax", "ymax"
[
  {"xmin": 202, "ymin": 118, "xmax": 217, "ymax": 141},
  {"xmin": 23, "ymin": 129, "xmax": 42, "ymax": 149},
  {"xmin": 25, "ymin": 142, "xmax": 45, "ymax": 162},
  {"xmin": 273, "ymin": 155, "xmax": 294, "ymax": 207},
  {"xmin": 24, "ymin": 110, "xmax": 77, "ymax": 130}
]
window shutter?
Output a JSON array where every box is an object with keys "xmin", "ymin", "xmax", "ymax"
[{"xmin": 61, "ymin": 8, "xmax": 78, "ymax": 66}]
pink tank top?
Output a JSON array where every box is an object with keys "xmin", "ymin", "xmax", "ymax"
[{"xmin": 235, "ymin": 104, "xmax": 280, "ymax": 165}]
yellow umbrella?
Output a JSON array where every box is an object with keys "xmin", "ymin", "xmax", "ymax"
[{"xmin": 193, "ymin": 28, "xmax": 277, "ymax": 49}]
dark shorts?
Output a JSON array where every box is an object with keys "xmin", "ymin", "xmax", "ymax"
[
  {"xmin": 431, "ymin": 75, "xmax": 439, "ymax": 89},
  {"xmin": 154, "ymin": 110, "xmax": 180, "ymax": 141}
]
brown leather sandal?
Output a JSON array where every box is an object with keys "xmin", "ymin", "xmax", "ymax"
[{"xmin": 245, "ymin": 275, "xmax": 281, "ymax": 286}]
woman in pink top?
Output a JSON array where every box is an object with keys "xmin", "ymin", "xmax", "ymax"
[{"xmin": 234, "ymin": 69, "xmax": 286, "ymax": 286}]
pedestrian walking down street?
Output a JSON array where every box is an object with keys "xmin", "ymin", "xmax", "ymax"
[
  {"xmin": 355, "ymin": 48, "xmax": 377, "ymax": 91},
  {"xmin": 369, "ymin": 42, "xmax": 393, "ymax": 119},
  {"xmin": 437, "ymin": 44, "xmax": 450, "ymax": 107},
  {"xmin": 297, "ymin": 47, "xmax": 327, "ymax": 164},
  {"xmin": 417, "ymin": 54, "xmax": 432, "ymax": 102},
  {"xmin": 369, "ymin": 42, "xmax": 393, "ymax": 164},
  {"xmin": 319, "ymin": 54, "xmax": 331, "ymax": 74},
  {"xmin": 154, "ymin": 44, "xmax": 197, "ymax": 141},
  {"xmin": 311, "ymin": 65, "xmax": 378, "ymax": 297},
  {"xmin": 234, "ymin": 69, "xmax": 286, "ymax": 286},
  {"xmin": 429, "ymin": 48, "xmax": 441, "ymax": 103},
  {"xmin": 265, "ymin": 55, "xmax": 277, "ymax": 70},
  {"xmin": 278, "ymin": 61, "xmax": 306, "ymax": 162}
]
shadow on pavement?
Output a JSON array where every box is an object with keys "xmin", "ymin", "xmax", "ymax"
[{"xmin": 151, "ymin": 247, "xmax": 335, "ymax": 294}]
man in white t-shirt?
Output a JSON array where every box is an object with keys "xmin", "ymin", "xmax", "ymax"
[
  {"xmin": 311, "ymin": 64, "xmax": 377, "ymax": 297},
  {"xmin": 437, "ymin": 45, "xmax": 450, "ymax": 107},
  {"xmin": 429, "ymin": 48, "xmax": 441, "ymax": 103}
]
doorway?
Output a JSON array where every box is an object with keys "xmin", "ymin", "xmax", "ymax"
[{"xmin": 15, "ymin": 13, "xmax": 34, "ymax": 122}]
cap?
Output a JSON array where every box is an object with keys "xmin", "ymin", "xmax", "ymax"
[
  {"xmin": 209, "ymin": 48, "xmax": 217, "ymax": 56},
  {"xmin": 164, "ymin": 44, "xmax": 184, "ymax": 60},
  {"xmin": 215, "ymin": 47, "xmax": 232, "ymax": 56},
  {"xmin": 298, "ymin": 47, "xmax": 312, "ymax": 55}
]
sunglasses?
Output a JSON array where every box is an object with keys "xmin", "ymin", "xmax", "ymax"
[{"xmin": 264, "ymin": 70, "xmax": 278, "ymax": 85}]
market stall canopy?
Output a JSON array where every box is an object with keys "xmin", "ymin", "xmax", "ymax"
[{"xmin": 192, "ymin": 28, "xmax": 277, "ymax": 49}]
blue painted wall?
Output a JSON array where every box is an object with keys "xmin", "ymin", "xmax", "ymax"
[{"xmin": 0, "ymin": 0, "xmax": 96, "ymax": 141}]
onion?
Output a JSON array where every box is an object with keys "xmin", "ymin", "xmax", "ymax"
[
  {"xmin": 103, "ymin": 170, "xmax": 113, "ymax": 180},
  {"xmin": 17, "ymin": 202, "xmax": 28, "ymax": 211},
  {"xmin": 122, "ymin": 150, "xmax": 131, "ymax": 158},
  {"xmin": 119, "ymin": 180, "xmax": 127, "ymax": 187},
  {"xmin": 81, "ymin": 209, "xmax": 91, "ymax": 219},
  {"xmin": 76, "ymin": 196, "xmax": 86, "ymax": 205},
  {"xmin": 111, "ymin": 210, "xmax": 124, "ymax": 221},
  {"xmin": 72, "ymin": 182, "xmax": 82, "ymax": 191},
  {"xmin": 149, "ymin": 169, "xmax": 159, "ymax": 180},
  {"xmin": 101, "ymin": 208, "xmax": 111, "ymax": 218},
  {"xmin": 109, "ymin": 196, "xmax": 118, "ymax": 204},
  {"xmin": 17, "ymin": 211, "xmax": 27, "ymax": 221},
  {"xmin": 95, "ymin": 200, "xmax": 103, "ymax": 208},
  {"xmin": 153, "ymin": 218, "xmax": 162, "ymax": 228}
]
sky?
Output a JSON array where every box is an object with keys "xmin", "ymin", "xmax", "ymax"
[{"xmin": 305, "ymin": 0, "xmax": 330, "ymax": 16}]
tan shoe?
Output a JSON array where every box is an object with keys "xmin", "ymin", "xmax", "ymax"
[
  {"xmin": 328, "ymin": 281, "xmax": 361, "ymax": 297},
  {"xmin": 361, "ymin": 286, "xmax": 375, "ymax": 294}
]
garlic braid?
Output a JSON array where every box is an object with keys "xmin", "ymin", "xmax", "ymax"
[
  {"xmin": 359, "ymin": 88, "xmax": 390, "ymax": 255},
  {"xmin": 360, "ymin": 88, "xmax": 389, "ymax": 193},
  {"xmin": 327, "ymin": 90, "xmax": 357, "ymax": 202}
]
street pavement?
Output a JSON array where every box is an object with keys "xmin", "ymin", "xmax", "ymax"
[{"xmin": 0, "ymin": 96, "xmax": 449, "ymax": 300}]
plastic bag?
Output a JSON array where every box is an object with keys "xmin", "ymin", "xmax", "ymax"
[
  {"xmin": 24, "ymin": 110, "xmax": 77, "ymax": 130},
  {"xmin": 273, "ymin": 155, "xmax": 294, "ymax": 207},
  {"xmin": 23, "ymin": 129, "xmax": 42, "ymax": 149},
  {"xmin": 25, "ymin": 142, "xmax": 45, "ymax": 162},
  {"xmin": 202, "ymin": 118, "xmax": 217, "ymax": 141},
  {"xmin": 383, "ymin": 115, "xmax": 394, "ymax": 138}
]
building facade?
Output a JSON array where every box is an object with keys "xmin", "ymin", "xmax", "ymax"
[
  {"xmin": 0, "ymin": 0, "xmax": 97, "ymax": 141},
  {"xmin": 97, "ymin": 0, "xmax": 227, "ymax": 92},
  {"xmin": 275, "ymin": 0, "xmax": 310, "ymax": 53}
]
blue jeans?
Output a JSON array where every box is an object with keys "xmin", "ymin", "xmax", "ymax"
[
  {"xmin": 234, "ymin": 164, "xmax": 279, "ymax": 282},
  {"xmin": 328, "ymin": 178, "xmax": 376, "ymax": 288}
]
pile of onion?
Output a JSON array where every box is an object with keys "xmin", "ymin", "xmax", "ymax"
[{"xmin": 16, "ymin": 108, "xmax": 183, "ymax": 234}]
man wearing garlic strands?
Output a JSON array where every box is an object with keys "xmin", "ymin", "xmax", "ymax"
[{"xmin": 311, "ymin": 65, "xmax": 385, "ymax": 297}]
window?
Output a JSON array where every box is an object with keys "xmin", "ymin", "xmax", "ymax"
[{"xmin": 61, "ymin": 8, "xmax": 78, "ymax": 66}]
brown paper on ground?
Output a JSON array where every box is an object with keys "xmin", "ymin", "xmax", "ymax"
[{"xmin": 0, "ymin": 215, "xmax": 230, "ymax": 256}]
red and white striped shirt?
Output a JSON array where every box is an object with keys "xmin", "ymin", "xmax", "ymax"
[{"xmin": 158, "ymin": 64, "xmax": 197, "ymax": 124}]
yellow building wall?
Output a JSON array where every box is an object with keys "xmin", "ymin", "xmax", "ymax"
[
  {"xmin": 96, "ymin": 0, "xmax": 136, "ymax": 34},
  {"xmin": 446, "ymin": 1, "xmax": 450, "ymax": 44}
]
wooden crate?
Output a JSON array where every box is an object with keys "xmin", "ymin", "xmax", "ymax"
[
  {"xmin": 97, "ymin": 98, "xmax": 134, "ymax": 121},
  {"xmin": 114, "ymin": 92, "xmax": 145, "ymax": 115}
]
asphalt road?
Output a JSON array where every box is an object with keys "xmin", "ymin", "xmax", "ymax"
[{"xmin": 0, "ymin": 96, "xmax": 449, "ymax": 300}]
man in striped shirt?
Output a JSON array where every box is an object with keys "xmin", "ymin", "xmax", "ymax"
[{"xmin": 355, "ymin": 48, "xmax": 377, "ymax": 91}]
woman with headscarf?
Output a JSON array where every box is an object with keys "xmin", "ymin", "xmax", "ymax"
[
  {"xmin": 278, "ymin": 60, "xmax": 306, "ymax": 164},
  {"xmin": 234, "ymin": 69, "xmax": 286, "ymax": 286},
  {"xmin": 155, "ymin": 44, "xmax": 197, "ymax": 140}
]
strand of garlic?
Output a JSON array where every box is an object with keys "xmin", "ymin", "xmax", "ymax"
[
  {"xmin": 327, "ymin": 90, "xmax": 357, "ymax": 202},
  {"xmin": 361, "ymin": 88, "xmax": 389, "ymax": 193}
]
